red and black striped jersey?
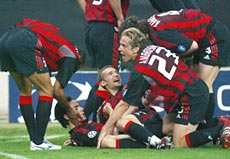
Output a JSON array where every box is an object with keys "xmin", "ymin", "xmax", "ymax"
[
  {"xmin": 85, "ymin": 0, "xmax": 130, "ymax": 25},
  {"xmin": 147, "ymin": 9, "xmax": 212, "ymax": 49},
  {"xmin": 69, "ymin": 122, "xmax": 103, "ymax": 147},
  {"xmin": 135, "ymin": 45, "xmax": 199, "ymax": 111},
  {"xmin": 15, "ymin": 18, "xmax": 81, "ymax": 71},
  {"xmin": 99, "ymin": 89, "xmax": 123, "ymax": 123}
]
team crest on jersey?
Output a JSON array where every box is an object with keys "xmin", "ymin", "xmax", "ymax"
[{"xmin": 88, "ymin": 130, "xmax": 97, "ymax": 138}]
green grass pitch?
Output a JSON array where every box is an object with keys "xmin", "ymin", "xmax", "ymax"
[{"xmin": 0, "ymin": 123, "xmax": 229, "ymax": 159}]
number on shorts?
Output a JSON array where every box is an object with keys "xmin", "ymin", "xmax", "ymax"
[{"xmin": 92, "ymin": 0, "xmax": 102, "ymax": 5}]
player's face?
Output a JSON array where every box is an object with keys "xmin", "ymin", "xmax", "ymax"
[
  {"xmin": 102, "ymin": 67, "xmax": 121, "ymax": 90},
  {"xmin": 119, "ymin": 35, "xmax": 138, "ymax": 62},
  {"xmin": 69, "ymin": 100, "xmax": 86, "ymax": 122}
]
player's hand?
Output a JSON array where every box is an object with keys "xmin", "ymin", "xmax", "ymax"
[
  {"xmin": 97, "ymin": 128, "xmax": 107, "ymax": 149},
  {"xmin": 114, "ymin": 19, "xmax": 124, "ymax": 32},
  {"xmin": 63, "ymin": 139, "xmax": 72, "ymax": 146},
  {"xmin": 96, "ymin": 106, "xmax": 102, "ymax": 123},
  {"xmin": 103, "ymin": 103, "xmax": 113, "ymax": 115}
]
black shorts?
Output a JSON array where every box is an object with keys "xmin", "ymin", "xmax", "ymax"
[
  {"xmin": 194, "ymin": 20, "xmax": 230, "ymax": 67},
  {"xmin": 133, "ymin": 107, "xmax": 163, "ymax": 138},
  {"xmin": 0, "ymin": 27, "xmax": 48, "ymax": 74},
  {"xmin": 85, "ymin": 22, "xmax": 118, "ymax": 69},
  {"xmin": 175, "ymin": 79, "xmax": 209, "ymax": 125}
]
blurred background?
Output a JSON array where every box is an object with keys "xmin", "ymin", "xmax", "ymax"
[{"xmin": 0, "ymin": 0, "xmax": 229, "ymax": 67}]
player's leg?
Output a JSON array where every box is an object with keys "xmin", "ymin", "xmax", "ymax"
[
  {"xmin": 162, "ymin": 112, "xmax": 176, "ymax": 136},
  {"xmin": 173, "ymin": 122, "xmax": 223, "ymax": 148},
  {"xmin": 174, "ymin": 82, "xmax": 222, "ymax": 148},
  {"xmin": 26, "ymin": 72, "xmax": 53, "ymax": 145},
  {"xmin": 10, "ymin": 71, "xmax": 34, "ymax": 141},
  {"xmin": 198, "ymin": 63, "xmax": 220, "ymax": 127},
  {"xmin": 173, "ymin": 123, "xmax": 197, "ymax": 147},
  {"xmin": 197, "ymin": 63, "xmax": 219, "ymax": 97},
  {"xmin": 28, "ymin": 72, "xmax": 61, "ymax": 150},
  {"xmin": 116, "ymin": 109, "xmax": 161, "ymax": 147},
  {"xmin": 101, "ymin": 134, "xmax": 146, "ymax": 148}
]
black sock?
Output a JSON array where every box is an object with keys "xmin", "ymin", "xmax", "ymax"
[
  {"xmin": 19, "ymin": 96, "xmax": 35, "ymax": 141},
  {"xmin": 185, "ymin": 124, "xmax": 223, "ymax": 147},
  {"xmin": 118, "ymin": 139, "xmax": 146, "ymax": 148},
  {"xmin": 33, "ymin": 96, "xmax": 52, "ymax": 144},
  {"xmin": 124, "ymin": 121, "xmax": 153, "ymax": 144},
  {"xmin": 198, "ymin": 117, "xmax": 219, "ymax": 130},
  {"xmin": 206, "ymin": 93, "xmax": 215, "ymax": 123}
]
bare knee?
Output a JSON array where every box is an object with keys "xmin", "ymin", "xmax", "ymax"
[
  {"xmin": 162, "ymin": 124, "xmax": 173, "ymax": 136},
  {"xmin": 116, "ymin": 115, "xmax": 138, "ymax": 132},
  {"xmin": 116, "ymin": 118, "xmax": 126, "ymax": 132},
  {"xmin": 101, "ymin": 136, "xmax": 116, "ymax": 148}
]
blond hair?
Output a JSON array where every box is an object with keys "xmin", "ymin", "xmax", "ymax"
[{"xmin": 121, "ymin": 27, "xmax": 148, "ymax": 53}]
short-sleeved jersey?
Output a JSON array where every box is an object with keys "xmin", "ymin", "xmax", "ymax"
[
  {"xmin": 147, "ymin": 9, "xmax": 212, "ymax": 53},
  {"xmin": 134, "ymin": 45, "xmax": 199, "ymax": 112},
  {"xmin": 15, "ymin": 18, "xmax": 81, "ymax": 71},
  {"xmin": 69, "ymin": 122, "xmax": 103, "ymax": 147},
  {"xmin": 85, "ymin": 0, "xmax": 130, "ymax": 25},
  {"xmin": 122, "ymin": 70, "xmax": 150, "ymax": 108}
]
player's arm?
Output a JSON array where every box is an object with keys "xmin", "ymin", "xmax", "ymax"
[
  {"xmin": 150, "ymin": 29, "xmax": 199, "ymax": 57},
  {"xmin": 97, "ymin": 100, "xmax": 129, "ymax": 148},
  {"xmin": 54, "ymin": 57, "xmax": 80, "ymax": 124},
  {"xmin": 76, "ymin": 0, "xmax": 86, "ymax": 14},
  {"xmin": 109, "ymin": 0, "xmax": 124, "ymax": 27},
  {"xmin": 122, "ymin": 105, "xmax": 138, "ymax": 117},
  {"xmin": 181, "ymin": 41, "xmax": 199, "ymax": 57}
]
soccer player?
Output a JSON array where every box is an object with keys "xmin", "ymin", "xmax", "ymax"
[
  {"xmin": 97, "ymin": 27, "xmax": 226, "ymax": 148},
  {"xmin": 119, "ymin": 9, "xmax": 230, "ymax": 134},
  {"xmin": 55, "ymin": 96, "xmax": 172, "ymax": 149},
  {"xmin": 116, "ymin": 106, "xmax": 169, "ymax": 148},
  {"xmin": 0, "ymin": 18, "xmax": 85, "ymax": 150},
  {"xmin": 76, "ymin": 0, "xmax": 130, "ymax": 69},
  {"xmin": 84, "ymin": 65, "xmax": 123, "ymax": 122}
]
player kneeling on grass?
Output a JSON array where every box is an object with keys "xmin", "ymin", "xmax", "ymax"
[
  {"xmin": 97, "ymin": 27, "xmax": 230, "ymax": 149},
  {"xmin": 55, "ymin": 96, "xmax": 173, "ymax": 149}
]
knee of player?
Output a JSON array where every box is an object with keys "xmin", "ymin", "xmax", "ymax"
[
  {"xmin": 162, "ymin": 124, "xmax": 173, "ymax": 136},
  {"xmin": 100, "ymin": 135, "xmax": 117, "ymax": 148},
  {"xmin": 45, "ymin": 86, "xmax": 54, "ymax": 96},
  {"xmin": 116, "ymin": 118, "xmax": 125, "ymax": 132},
  {"xmin": 116, "ymin": 115, "xmax": 135, "ymax": 132},
  {"xmin": 173, "ymin": 136, "xmax": 188, "ymax": 148},
  {"xmin": 37, "ymin": 85, "xmax": 53, "ymax": 97}
]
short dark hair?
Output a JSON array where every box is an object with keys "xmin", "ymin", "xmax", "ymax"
[
  {"xmin": 97, "ymin": 65, "xmax": 116, "ymax": 82},
  {"xmin": 54, "ymin": 96, "xmax": 72, "ymax": 128},
  {"xmin": 119, "ymin": 16, "xmax": 149, "ymax": 39}
]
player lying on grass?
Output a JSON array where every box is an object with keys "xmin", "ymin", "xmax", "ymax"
[{"xmin": 55, "ymin": 96, "xmax": 173, "ymax": 149}]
